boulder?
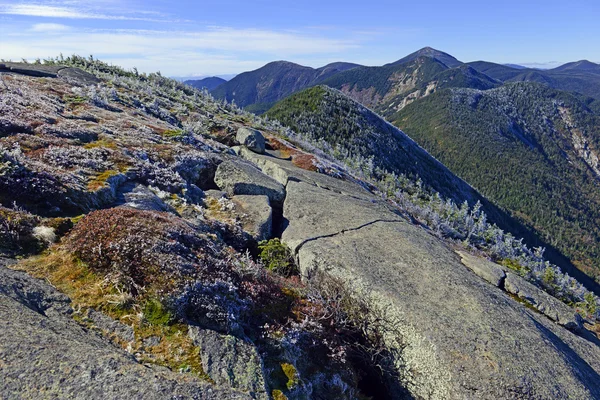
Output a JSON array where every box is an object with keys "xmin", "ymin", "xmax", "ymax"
[
  {"xmin": 231, "ymin": 195, "xmax": 273, "ymax": 241},
  {"xmin": 457, "ymin": 250, "xmax": 506, "ymax": 287},
  {"xmin": 57, "ymin": 67, "xmax": 101, "ymax": 84},
  {"xmin": 214, "ymin": 159, "xmax": 285, "ymax": 204},
  {"xmin": 115, "ymin": 182, "xmax": 174, "ymax": 212},
  {"xmin": 189, "ymin": 326, "xmax": 268, "ymax": 400},
  {"xmin": 0, "ymin": 63, "xmax": 100, "ymax": 84},
  {"xmin": 239, "ymin": 147, "xmax": 374, "ymax": 201},
  {"xmin": 236, "ymin": 128, "xmax": 265, "ymax": 154},
  {"xmin": 504, "ymin": 272, "xmax": 584, "ymax": 331},
  {"xmin": 204, "ymin": 189, "xmax": 228, "ymax": 199}
]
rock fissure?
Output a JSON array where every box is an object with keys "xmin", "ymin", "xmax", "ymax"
[{"xmin": 293, "ymin": 218, "xmax": 404, "ymax": 257}]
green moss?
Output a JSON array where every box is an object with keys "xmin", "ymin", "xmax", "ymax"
[
  {"xmin": 258, "ymin": 239, "xmax": 298, "ymax": 277},
  {"xmin": 70, "ymin": 214, "xmax": 86, "ymax": 224},
  {"xmin": 272, "ymin": 390, "xmax": 288, "ymax": 400},
  {"xmin": 83, "ymin": 138, "xmax": 118, "ymax": 150},
  {"xmin": 87, "ymin": 170, "xmax": 119, "ymax": 191},
  {"xmin": 281, "ymin": 362, "xmax": 299, "ymax": 390},
  {"xmin": 162, "ymin": 129, "xmax": 184, "ymax": 138},
  {"xmin": 63, "ymin": 94, "xmax": 88, "ymax": 105},
  {"xmin": 501, "ymin": 258, "xmax": 530, "ymax": 276},
  {"xmin": 143, "ymin": 298, "xmax": 174, "ymax": 326}
]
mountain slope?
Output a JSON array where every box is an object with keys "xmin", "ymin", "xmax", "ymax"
[
  {"xmin": 466, "ymin": 61, "xmax": 527, "ymax": 81},
  {"xmin": 2, "ymin": 58, "xmax": 600, "ymax": 400},
  {"xmin": 266, "ymin": 85, "xmax": 486, "ymax": 204},
  {"xmin": 320, "ymin": 56, "xmax": 500, "ymax": 110},
  {"xmin": 264, "ymin": 85, "xmax": 600, "ymax": 292},
  {"xmin": 210, "ymin": 61, "xmax": 360, "ymax": 113},
  {"xmin": 387, "ymin": 82, "xmax": 600, "ymax": 280},
  {"xmin": 184, "ymin": 76, "xmax": 226, "ymax": 91}
]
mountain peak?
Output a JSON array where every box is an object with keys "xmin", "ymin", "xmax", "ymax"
[
  {"xmin": 552, "ymin": 60, "xmax": 600, "ymax": 73},
  {"xmin": 388, "ymin": 47, "xmax": 463, "ymax": 68}
]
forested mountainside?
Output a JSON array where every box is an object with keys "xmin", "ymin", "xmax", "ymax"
[{"xmin": 386, "ymin": 82, "xmax": 600, "ymax": 281}]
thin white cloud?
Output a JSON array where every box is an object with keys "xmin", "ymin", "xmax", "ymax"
[
  {"xmin": 0, "ymin": 26, "xmax": 361, "ymax": 75},
  {"xmin": 30, "ymin": 23, "xmax": 71, "ymax": 32},
  {"xmin": 0, "ymin": 4, "xmax": 172, "ymax": 21},
  {"xmin": 518, "ymin": 61, "xmax": 562, "ymax": 69}
]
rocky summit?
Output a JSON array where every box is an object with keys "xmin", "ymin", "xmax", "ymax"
[{"xmin": 1, "ymin": 58, "xmax": 600, "ymax": 400}]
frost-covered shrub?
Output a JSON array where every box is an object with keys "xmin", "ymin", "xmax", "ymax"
[
  {"xmin": 0, "ymin": 206, "xmax": 43, "ymax": 254},
  {"xmin": 133, "ymin": 159, "xmax": 186, "ymax": 193},
  {"xmin": 65, "ymin": 208, "xmax": 209, "ymax": 293},
  {"xmin": 143, "ymin": 98, "xmax": 179, "ymax": 126},
  {"xmin": 172, "ymin": 151, "xmax": 219, "ymax": 188},
  {"xmin": 0, "ymin": 144, "xmax": 70, "ymax": 215},
  {"xmin": 87, "ymin": 86, "xmax": 109, "ymax": 108},
  {"xmin": 41, "ymin": 145, "xmax": 113, "ymax": 171},
  {"xmin": 173, "ymin": 280, "xmax": 249, "ymax": 333},
  {"xmin": 36, "ymin": 121, "xmax": 99, "ymax": 142}
]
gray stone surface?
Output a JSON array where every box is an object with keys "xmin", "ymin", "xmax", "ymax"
[
  {"xmin": 57, "ymin": 67, "xmax": 101, "ymax": 84},
  {"xmin": 204, "ymin": 189, "xmax": 228, "ymax": 199},
  {"xmin": 0, "ymin": 265, "xmax": 252, "ymax": 399},
  {"xmin": 0, "ymin": 260, "xmax": 71, "ymax": 318},
  {"xmin": 457, "ymin": 250, "xmax": 506, "ymax": 287},
  {"xmin": 85, "ymin": 308, "xmax": 135, "ymax": 343},
  {"xmin": 231, "ymin": 195, "xmax": 273, "ymax": 241},
  {"xmin": 115, "ymin": 182, "xmax": 174, "ymax": 212},
  {"xmin": 505, "ymin": 272, "xmax": 584, "ymax": 331},
  {"xmin": 214, "ymin": 159, "xmax": 285, "ymax": 204},
  {"xmin": 0, "ymin": 62, "xmax": 100, "ymax": 84},
  {"xmin": 245, "ymin": 152, "xmax": 600, "ymax": 399},
  {"xmin": 239, "ymin": 147, "xmax": 375, "ymax": 201},
  {"xmin": 236, "ymin": 127, "xmax": 265, "ymax": 154},
  {"xmin": 189, "ymin": 326, "xmax": 268, "ymax": 400}
]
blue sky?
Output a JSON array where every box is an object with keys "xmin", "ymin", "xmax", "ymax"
[{"xmin": 0, "ymin": 0, "xmax": 598, "ymax": 77}]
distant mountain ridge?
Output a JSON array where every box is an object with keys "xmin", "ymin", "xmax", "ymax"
[
  {"xmin": 252, "ymin": 47, "xmax": 600, "ymax": 286},
  {"xmin": 467, "ymin": 59, "xmax": 600, "ymax": 99},
  {"xmin": 211, "ymin": 47, "xmax": 600, "ymax": 113},
  {"xmin": 210, "ymin": 60, "xmax": 361, "ymax": 113},
  {"xmin": 184, "ymin": 76, "xmax": 227, "ymax": 91}
]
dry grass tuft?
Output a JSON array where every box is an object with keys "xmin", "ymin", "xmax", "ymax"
[{"xmin": 14, "ymin": 249, "xmax": 209, "ymax": 379}]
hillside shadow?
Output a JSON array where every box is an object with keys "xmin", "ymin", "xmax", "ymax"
[{"xmin": 529, "ymin": 315, "xmax": 600, "ymax": 397}]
